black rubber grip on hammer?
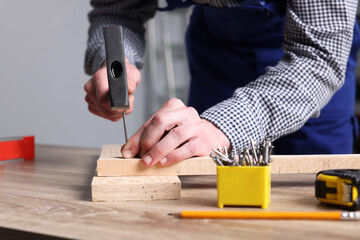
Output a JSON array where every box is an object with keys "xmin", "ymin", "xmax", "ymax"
[{"xmin": 104, "ymin": 26, "xmax": 129, "ymax": 110}]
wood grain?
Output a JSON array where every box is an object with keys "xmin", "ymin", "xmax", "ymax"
[
  {"xmin": 0, "ymin": 145, "xmax": 359, "ymax": 240},
  {"xmin": 271, "ymin": 154, "xmax": 360, "ymax": 173},
  {"xmin": 91, "ymin": 175, "xmax": 181, "ymax": 201},
  {"xmin": 97, "ymin": 145, "xmax": 360, "ymax": 176},
  {"xmin": 97, "ymin": 144, "xmax": 216, "ymax": 176}
]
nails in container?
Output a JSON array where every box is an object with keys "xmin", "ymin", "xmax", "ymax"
[{"xmin": 211, "ymin": 139, "xmax": 273, "ymax": 167}]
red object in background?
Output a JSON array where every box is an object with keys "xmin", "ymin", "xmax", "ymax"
[{"xmin": 0, "ymin": 136, "xmax": 35, "ymax": 161}]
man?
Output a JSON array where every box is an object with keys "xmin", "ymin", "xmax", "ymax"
[{"xmin": 84, "ymin": 0, "xmax": 359, "ymax": 167}]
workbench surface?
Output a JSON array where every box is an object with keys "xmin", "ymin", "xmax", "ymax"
[{"xmin": 0, "ymin": 145, "xmax": 358, "ymax": 240}]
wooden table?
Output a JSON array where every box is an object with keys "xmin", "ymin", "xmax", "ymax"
[{"xmin": 0, "ymin": 145, "xmax": 359, "ymax": 240}]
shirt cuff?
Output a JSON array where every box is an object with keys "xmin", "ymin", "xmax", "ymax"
[{"xmin": 200, "ymin": 93, "xmax": 264, "ymax": 155}]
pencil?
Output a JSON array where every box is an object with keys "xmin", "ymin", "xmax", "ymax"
[{"xmin": 169, "ymin": 211, "xmax": 360, "ymax": 220}]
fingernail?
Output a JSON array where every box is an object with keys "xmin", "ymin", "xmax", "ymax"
[
  {"xmin": 143, "ymin": 155, "xmax": 152, "ymax": 165},
  {"xmin": 123, "ymin": 149, "xmax": 132, "ymax": 158},
  {"xmin": 160, "ymin": 157, "xmax": 167, "ymax": 165}
]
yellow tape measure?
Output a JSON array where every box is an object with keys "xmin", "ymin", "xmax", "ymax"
[{"xmin": 315, "ymin": 169, "xmax": 360, "ymax": 210}]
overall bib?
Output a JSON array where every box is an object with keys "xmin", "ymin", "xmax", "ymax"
[{"xmin": 162, "ymin": 0, "xmax": 360, "ymax": 154}]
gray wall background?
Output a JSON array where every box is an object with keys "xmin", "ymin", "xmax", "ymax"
[{"xmin": 0, "ymin": 0, "xmax": 146, "ymax": 148}]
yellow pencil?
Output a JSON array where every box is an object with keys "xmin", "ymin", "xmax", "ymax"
[{"xmin": 169, "ymin": 211, "xmax": 360, "ymax": 220}]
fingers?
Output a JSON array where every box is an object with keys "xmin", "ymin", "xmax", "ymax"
[
  {"xmin": 86, "ymin": 95, "xmax": 122, "ymax": 122},
  {"xmin": 125, "ymin": 59, "xmax": 141, "ymax": 95},
  {"xmin": 121, "ymin": 125, "xmax": 147, "ymax": 158},
  {"xmin": 139, "ymin": 106, "xmax": 198, "ymax": 157},
  {"xmin": 88, "ymin": 105, "xmax": 122, "ymax": 122},
  {"xmin": 161, "ymin": 120, "xmax": 226, "ymax": 166},
  {"xmin": 121, "ymin": 97, "xmax": 231, "ymax": 168},
  {"xmin": 135, "ymin": 102, "xmax": 201, "ymax": 166},
  {"xmin": 84, "ymin": 80, "xmax": 120, "ymax": 121},
  {"xmin": 84, "ymin": 60, "xmax": 139, "ymax": 121},
  {"xmin": 121, "ymin": 98, "xmax": 185, "ymax": 159},
  {"xmin": 161, "ymin": 139, "xmax": 208, "ymax": 166},
  {"xmin": 141, "ymin": 123, "xmax": 199, "ymax": 167},
  {"xmin": 125, "ymin": 95, "xmax": 135, "ymax": 115},
  {"xmin": 93, "ymin": 67, "xmax": 112, "ymax": 112}
]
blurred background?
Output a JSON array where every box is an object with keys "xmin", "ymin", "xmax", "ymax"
[
  {"xmin": 1, "ymin": 0, "xmax": 360, "ymax": 151},
  {"xmin": 0, "ymin": 0, "xmax": 190, "ymax": 148}
]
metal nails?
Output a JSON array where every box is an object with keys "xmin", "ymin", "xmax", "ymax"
[
  {"xmin": 210, "ymin": 139, "xmax": 274, "ymax": 167},
  {"xmin": 250, "ymin": 139, "xmax": 258, "ymax": 165},
  {"xmin": 261, "ymin": 140, "xmax": 269, "ymax": 165},
  {"xmin": 122, "ymin": 112, "xmax": 129, "ymax": 142},
  {"xmin": 211, "ymin": 153, "xmax": 224, "ymax": 166},
  {"xmin": 212, "ymin": 149, "xmax": 231, "ymax": 163},
  {"xmin": 244, "ymin": 147, "xmax": 252, "ymax": 166}
]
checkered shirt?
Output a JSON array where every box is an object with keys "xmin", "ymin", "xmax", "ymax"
[{"xmin": 84, "ymin": 0, "xmax": 357, "ymax": 153}]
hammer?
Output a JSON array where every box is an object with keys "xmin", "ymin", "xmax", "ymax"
[{"xmin": 103, "ymin": 26, "xmax": 129, "ymax": 142}]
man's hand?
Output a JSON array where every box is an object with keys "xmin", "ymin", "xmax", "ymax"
[
  {"xmin": 84, "ymin": 59, "xmax": 141, "ymax": 121},
  {"xmin": 121, "ymin": 98, "xmax": 230, "ymax": 166}
]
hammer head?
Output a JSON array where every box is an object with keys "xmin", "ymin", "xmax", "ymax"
[{"xmin": 103, "ymin": 26, "xmax": 129, "ymax": 110}]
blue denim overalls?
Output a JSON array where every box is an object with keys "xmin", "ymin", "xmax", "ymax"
[{"xmin": 161, "ymin": 0, "xmax": 360, "ymax": 154}]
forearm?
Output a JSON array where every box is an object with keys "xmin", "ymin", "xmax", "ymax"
[
  {"xmin": 201, "ymin": 0, "xmax": 357, "ymax": 153},
  {"xmin": 84, "ymin": 0, "xmax": 157, "ymax": 75}
]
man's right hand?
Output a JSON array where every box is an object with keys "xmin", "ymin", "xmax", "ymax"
[{"xmin": 84, "ymin": 58, "xmax": 141, "ymax": 121}]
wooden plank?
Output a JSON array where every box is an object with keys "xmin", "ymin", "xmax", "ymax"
[
  {"xmin": 91, "ymin": 175, "xmax": 181, "ymax": 202},
  {"xmin": 271, "ymin": 154, "xmax": 360, "ymax": 174},
  {"xmin": 97, "ymin": 144, "xmax": 216, "ymax": 176},
  {"xmin": 97, "ymin": 145, "xmax": 360, "ymax": 176}
]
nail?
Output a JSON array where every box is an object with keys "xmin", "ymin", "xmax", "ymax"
[
  {"xmin": 123, "ymin": 149, "xmax": 132, "ymax": 158},
  {"xmin": 250, "ymin": 139, "xmax": 258, "ymax": 164},
  {"xmin": 160, "ymin": 157, "xmax": 167, "ymax": 165},
  {"xmin": 143, "ymin": 155, "xmax": 152, "ymax": 165}
]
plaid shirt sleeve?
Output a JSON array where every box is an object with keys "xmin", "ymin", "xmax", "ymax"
[
  {"xmin": 84, "ymin": 0, "xmax": 157, "ymax": 75},
  {"xmin": 200, "ymin": 0, "xmax": 358, "ymax": 153},
  {"xmin": 84, "ymin": 0, "xmax": 357, "ymax": 154}
]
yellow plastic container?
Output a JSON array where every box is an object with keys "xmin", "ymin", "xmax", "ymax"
[{"xmin": 217, "ymin": 165, "xmax": 271, "ymax": 209}]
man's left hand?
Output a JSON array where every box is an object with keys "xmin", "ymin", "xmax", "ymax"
[{"xmin": 121, "ymin": 98, "xmax": 230, "ymax": 166}]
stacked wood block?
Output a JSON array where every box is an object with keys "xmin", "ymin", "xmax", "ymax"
[
  {"xmin": 91, "ymin": 145, "xmax": 360, "ymax": 202},
  {"xmin": 91, "ymin": 144, "xmax": 215, "ymax": 202}
]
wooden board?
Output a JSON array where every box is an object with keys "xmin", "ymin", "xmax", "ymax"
[
  {"xmin": 91, "ymin": 175, "xmax": 181, "ymax": 202},
  {"xmin": 97, "ymin": 144, "xmax": 216, "ymax": 176},
  {"xmin": 97, "ymin": 145, "xmax": 360, "ymax": 176},
  {"xmin": 271, "ymin": 154, "xmax": 360, "ymax": 173}
]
